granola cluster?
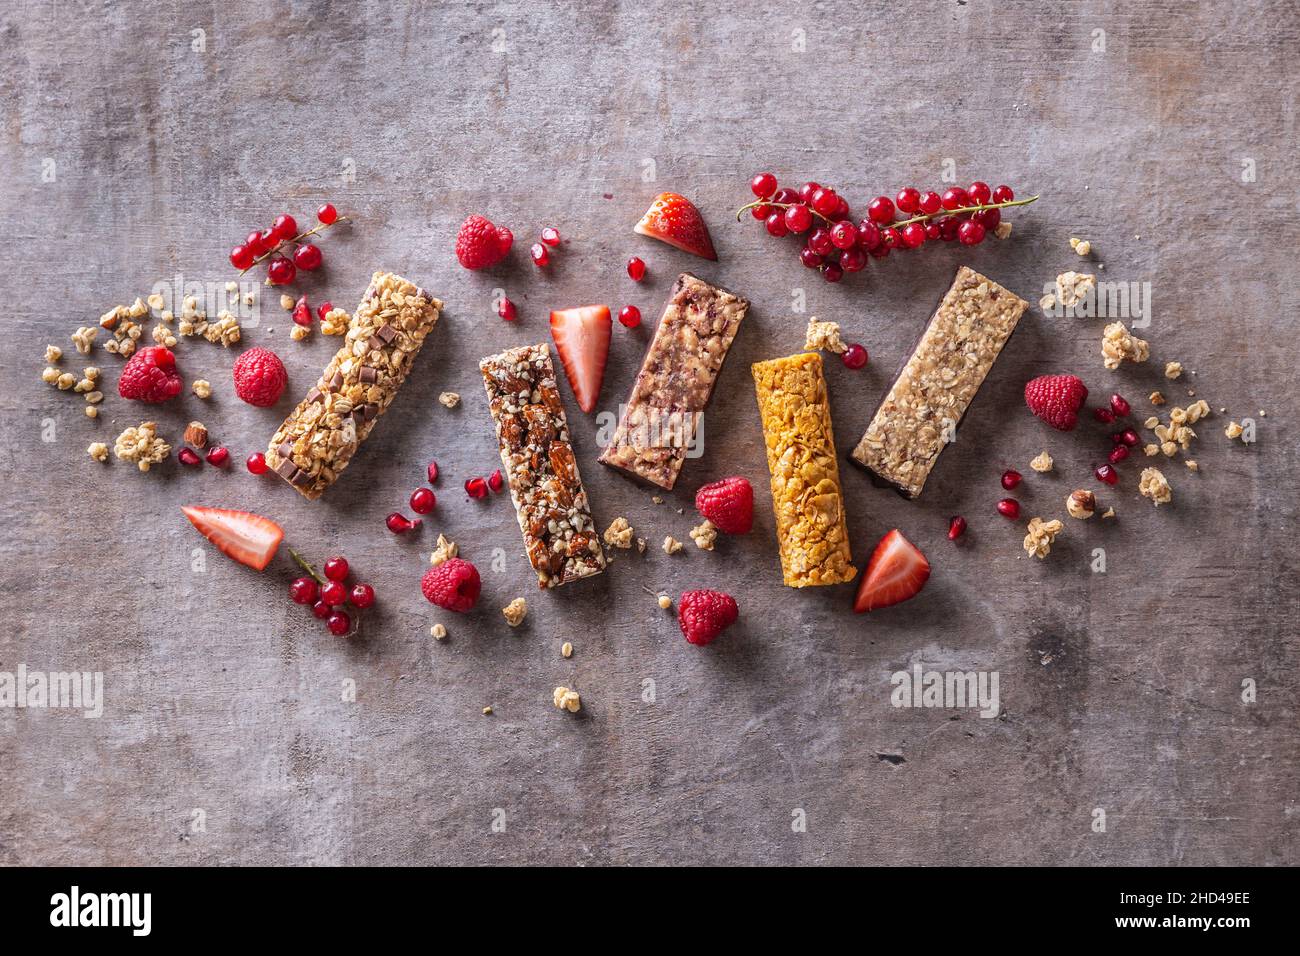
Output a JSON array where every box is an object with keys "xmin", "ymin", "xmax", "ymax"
[
  {"xmin": 1139, "ymin": 467, "xmax": 1172, "ymax": 505},
  {"xmin": 1040, "ymin": 270, "xmax": 1096, "ymax": 311},
  {"xmin": 1029, "ymin": 450, "xmax": 1054, "ymax": 473},
  {"xmin": 1102, "ymin": 321, "xmax": 1150, "ymax": 369},
  {"xmin": 802, "ymin": 316, "xmax": 847, "ymax": 354},
  {"xmin": 1144, "ymin": 399, "xmax": 1210, "ymax": 457},
  {"xmin": 114, "ymin": 422, "xmax": 171, "ymax": 471},
  {"xmin": 1023, "ymin": 517, "xmax": 1063, "ymax": 559},
  {"xmin": 502, "ymin": 597, "xmax": 528, "ymax": 627},
  {"xmin": 429, "ymin": 533, "xmax": 458, "ymax": 566},
  {"xmin": 603, "ymin": 517, "xmax": 634, "ymax": 549},
  {"xmin": 552, "ymin": 687, "xmax": 581, "ymax": 713},
  {"xmin": 689, "ymin": 520, "xmax": 717, "ymax": 550}
]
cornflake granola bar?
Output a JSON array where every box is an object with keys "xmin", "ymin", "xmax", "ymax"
[
  {"xmin": 267, "ymin": 272, "xmax": 442, "ymax": 499},
  {"xmin": 850, "ymin": 266, "xmax": 1028, "ymax": 498},
  {"xmin": 752, "ymin": 352, "xmax": 856, "ymax": 587},
  {"xmin": 599, "ymin": 273, "xmax": 748, "ymax": 490},
  {"xmin": 480, "ymin": 343, "xmax": 605, "ymax": 589}
]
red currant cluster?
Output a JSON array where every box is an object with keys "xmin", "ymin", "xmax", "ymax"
[
  {"xmin": 229, "ymin": 203, "xmax": 347, "ymax": 285},
  {"xmin": 289, "ymin": 550, "xmax": 375, "ymax": 637},
  {"xmin": 739, "ymin": 174, "xmax": 1037, "ymax": 283}
]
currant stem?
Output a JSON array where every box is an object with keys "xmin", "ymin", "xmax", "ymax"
[
  {"xmin": 888, "ymin": 195, "xmax": 1039, "ymax": 230},
  {"xmin": 238, "ymin": 216, "xmax": 351, "ymax": 276},
  {"xmin": 735, "ymin": 199, "xmax": 833, "ymax": 225},
  {"xmin": 289, "ymin": 547, "xmax": 326, "ymax": 585}
]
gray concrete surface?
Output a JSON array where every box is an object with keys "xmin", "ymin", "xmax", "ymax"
[{"xmin": 1, "ymin": 0, "xmax": 1297, "ymax": 866}]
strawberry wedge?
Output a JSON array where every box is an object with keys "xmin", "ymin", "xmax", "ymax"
[
  {"xmin": 181, "ymin": 506, "xmax": 284, "ymax": 572},
  {"xmin": 853, "ymin": 529, "xmax": 931, "ymax": 612},
  {"xmin": 549, "ymin": 305, "xmax": 611, "ymax": 413},
  {"xmin": 634, "ymin": 192, "xmax": 717, "ymax": 260}
]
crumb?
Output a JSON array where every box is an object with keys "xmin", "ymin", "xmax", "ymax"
[
  {"xmin": 225, "ymin": 281, "xmax": 238, "ymax": 294},
  {"xmin": 657, "ymin": 593, "xmax": 672, "ymax": 609},
  {"xmin": 689, "ymin": 519, "xmax": 717, "ymax": 551},
  {"xmin": 552, "ymin": 687, "xmax": 581, "ymax": 713},
  {"xmin": 1029, "ymin": 450, "xmax": 1053, "ymax": 473},
  {"xmin": 40, "ymin": 367, "xmax": 59, "ymax": 385},
  {"xmin": 603, "ymin": 517, "xmax": 634, "ymax": 549},
  {"xmin": 429, "ymin": 534, "xmax": 458, "ymax": 566},
  {"xmin": 1101, "ymin": 507, "xmax": 1116, "ymax": 519},
  {"xmin": 1149, "ymin": 391, "xmax": 1166, "ymax": 406},
  {"xmin": 662, "ymin": 535, "xmax": 683, "ymax": 555},
  {"xmin": 802, "ymin": 316, "xmax": 847, "ymax": 354},
  {"xmin": 192, "ymin": 379, "xmax": 212, "ymax": 399},
  {"xmin": 1185, "ymin": 460, "xmax": 1199, "ymax": 471},
  {"xmin": 502, "ymin": 597, "xmax": 527, "ymax": 627},
  {"xmin": 321, "ymin": 307, "xmax": 350, "ymax": 335},
  {"xmin": 72, "ymin": 326, "xmax": 98, "ymax": 353},
  {"xmin": 651, "ymin": 496, "xmax": 663, "ymax": 505},
  {"xmin": 146, "ymin": 293, "xmax": 165, "ymax": 311},
  {"xmin": 482, "ymin": 706, "xmax": 493, "ymax": 716},
  {"xmin": 430, "ymin": 623, "xmax": 447, "ymax": 640},
  {"xmin": 1164, "ymin": 361, "xmax": 1183, "ymax": 380},
  {"xmin": 438, "ymin": 391, "xmax": 460, "ymax": 409},
  {"xmin": 1102, "ymin": 322, "xmax": 1149, "ymax": 369},
  {"xmin": 1056, "ymin": 271, "xmax": 1096, "ymax": 308},
  {"xmin": 561, "ymin": 642, "xmax": 573, "ymax": 659},
  {"xmin": 636, "ymin": 537, "xmax": 646, "ymax": 553},
  {"xmin": 85, "ymin": 406, "xmax": 98, "ymax": 419},
  {"xmin": 994, "ymin": 221, "xmax": 1012, "ymax": 239},
  {"xmin": 1143, "ymin": 416, "xmax": 1159, "ymax": 429},
  {"xmin": 279, "ymin": 294, "xmax": 296, "ymax": 311},
  {"xmin": 1144, "ymin": 443, "xmax": 1159, "ymax": 456},
  {"xmin": 1225, "ymin": 421, "xmax": 1243, "ymax": 439},
  {"xmin": 289, "ymin": 325, "xmax": 310, "ymax": 342},
  {"xmin": 1023, "ymin": 517, "xmax": 1064, "ymax": 559},
  {"xmin": 87, "ymin": 442, "xmax": 109, "ymax": 462},
  {"xmin": 1069, "ymin": 237, "xmax": 1092, "ymax": 256},
  {"xmin": 44, "ymin": 345, "xmax": 62, "ymax": 363},
  {"xmin": 1139, "ymin": 467, "xmax": 1172, "ymax": 505},
  {"xmin": 243, "ymin": 290, "xmax": 256, "ymax": 306}
]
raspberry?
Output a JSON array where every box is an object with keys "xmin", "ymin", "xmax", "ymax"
[
  {"xmin": 694, "ymin": 476, "xmax": 754, "ymax": 534},
  {"xmin": 1023, "ymin": 374, "xmax": 1089, "ymax": 431},
  {"xmin": 421, "ymin": 558, "xmax": 481, "ymax": 613},
  {"xmin": 117, "ymin": 346, "xmax": 182, "ymax": 402},
  {"xmin": 231, "ymin": 347, "xmax": 288, "ymax": 407},
  {"xmin": 678, "ymin": 589, "xmax": 739, "ymax": 646},
  {"xmin": 455, "ymin": 214, "xmax": 512, "ymax": 270}
]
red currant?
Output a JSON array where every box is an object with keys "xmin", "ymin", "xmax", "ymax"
[
  {"xmin": 839, "ymin": 247, "xmax": 867, "ymax": 272},
  {"xmin": 901, "ymin": 223, "xmax": 927, "ymax": 249},
  {"xmin": 924, "ymin": 222, "xmax": 942, "ymax": 241},
  {"xmin": 530, "ymin": 243, "xmax": 549, "ymax": 266},
  {"xmin": 941, "ymin": 187, "xmax": 970, "ymax": 210},
  {"xmin": 830, "ymin": 221, "xmax": 858, "ymax": 249},
  {"xmin": 811, "ymin": 187, "xmax": 839, "ymax": 217},
  {"xmin": 784, "ymin": 203, "xmax": 813, "ymax": 234},
  {"xmin": 869, "ymin": 241, "xmax": 890, "ymax": 259},
  {"xmin": 895, "ymin": 187, "xmax": 921, "ymax": 214},
  {"xmin": 258, "ymin": 227, "xmax": 278, "ymax": 250},
  {"xmin": 881, "ymin": 227, "xmax": 902, "ymax": 248},
  {"xmin": 324, "ymin": 557, "xmax": 349, "ymax": 581},
  {"xmin": 349, "ymin": 584, "xmax": 375, "ymax": 609},
  {"xmin": 618, "ymin": 305, "xmax": 641, "ymax": 328},
  {"xmin": 751, "ymin": 203, "xmax": 771, "ymax": 220},
  {"xmin": 410, "ymin": 487, "xmax": 436, "ymax": 514},
  {"xmin": 540, "ymin": 226, "xmax": 561, "ymax": 247},
  {"xmin": 627, "ymin": 256, "xmax": 646, "ymax": 281},
  {"xmin": 316, "ymin": 300, "xmax": 333, "ymax": 321},
  {"xmin": 246, "ymin": 453, "xmax": 267, "ymax": 474},
  {"xmin": 498, "ymin": 296, "xmax": 517, "ymax": 321},
  {"xmin": 841, "ymin": 343, "xmax": 868, "ymax": 369},
  {"xmin": 764, "ymin": 212, "xmax": 788, "ymax": 237},
  {"xmin": 230, "ymin": 245, "xmax": 254, "ymax": 270},
  {"xmin": 867, "ymin": 196, "xmax": 895, "ymax": 224},
  {"xmin": 293, "ymin": 243, "xmax": 322, "ymax": 271},
  {"xmin": 967, "ymin": 181, "xmax": 991, "ymax": 205},
  {"xmin": 290, "ymin": 577, "xmax": 318, "ymax": 605},
  {"xmin": 832, "ymin": 194, "xmax": 851, "ymax": 221},
  {"xmin": 996, "ymin": 498, "xmax": 1021, "ymax": 519},
  {"xmin": 317, "ymin": 203, "xmax": 338, "ymax": 225},
  {"xmin": 957, "ymin": 220, "xmax": 986, "ymax": 246},
  {"xmin": 856, "ymin": 221, "xmax": 882, "ymax": 251},
  {"xmin": 919, "ymin": 191, "xmax": 942, "ymax": 215},
  {"xmin": 326, "ymin": 610, "xmax": 351, "ymax": 636},
  {"xmin": 939, "ymin": 217, "xmax": 961, "ymax": 241},
  {"xmin": 205, "ymin": 446, "xmax": 229, "ymax": 466},
  {"xmin": 267, "ymin": 257, "xmax": 296, "ymax": 285},
  {"xmin": 426, "ymin": 460, "xmax": 439, "ymax": 483},
  {"xmin": 973, "ymin": 207, "xmax": 1001, "ymax": 231},
  {"xmin": 750, "ymin": 172, "xmax": 778, "ymax": 199},
  {"xmin": 320, "ymin": 580, "xmax": 346, "ymax": 606},
  {"xmin": 246, "ymin": 230, "xmax": 268, "ymax": 255},
  {"xmin": 311, "ymin": 600, "xmax": 332, "ymax": 620},
  {"xmin": 822, "ymin": 263, "xmax": 843, "ymax": 283},
  {"xmin": 799, "ymin": 248, "xmax": 823, "ymax": 269},
  {"xmin": 992, "ymin": 185, "xmax": 1015, "ymax": 204},
  {"xmin": 772, "ymin": 188, "xmax": 798, "ymax": 204},
  {"xmin": 798, "ymin": 182, "xmax": 820, "ymax": 204},
  {"xmin": 808, "ymin": 228, "xmax": 834, "ymax": 256},
  {"xmin": 272, "ymin": 214, "xmax": 298, "ymax": 241}
]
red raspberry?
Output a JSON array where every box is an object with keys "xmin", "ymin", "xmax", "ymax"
[
  {"xmin": 117, "ymin": 346, "xmax": 182, "ymax": 402},
  {"xmin": 1023, "ymin": 374, "xmax": 1089, "ymax": 431},
  {"xmin": 231, "ymin": 347, "xmax": 288, "ymax": 407},
  {"xmin": 694, "ymin": 476, "xmax": 754, "ymax": 534},
  {"xmin": 421, "ymin": 558, "xmax": 481, "ymax": 613},
  {"xmin": 678, "ymin": 589, "xmax": 738, "ymax": 646},
  {"xmin": 455, "ymin": 214, "xmax": 513, "ymax": 270}
]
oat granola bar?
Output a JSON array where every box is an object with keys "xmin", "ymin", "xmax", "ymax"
[
  {"xmin": 849, "ymin": 265, "xmax": 1027, "ymax": 498},
  {"xmin": 480, "ymin": 343, "xmax": 606, "ymax": 589},
  {"xmin": 598, "ymin": 272, "xmax": 748, "ymax": 490},
  {"xmin": 267, "ymin": 272, "xmax": 442, "ymax": 499},
  {"xmin": 752, "ymin": 352, "xmax": 856, "ymax": 588}
]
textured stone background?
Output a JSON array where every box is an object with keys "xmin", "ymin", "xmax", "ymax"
[{"xmin": 1, "ymin": 0, "xmax": 1297, "ymax": 865}]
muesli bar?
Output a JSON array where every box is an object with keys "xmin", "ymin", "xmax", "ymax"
[
  {"xmin": 751, "ymin": 352, "xmax": 856, "ymax": 588},
  {"xmin": 267, "ymin": 271, "xmax": 442, "ymax": 500},
  {"xmin": 480, "ymin": 343, "xmax": 606, "ymax": 589},
  {"xmin": 849, "ymin": 265, "xmax": 1028, "ymax": 499},
  {"xmin": 598, "ymin": 272, "xmax": 748, "ymax": 490}
]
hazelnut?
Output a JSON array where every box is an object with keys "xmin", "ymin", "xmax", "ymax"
[
  {"xmin": 1067, "ymin": 489, "xmax": 1096, "ymax": 520},
  {"xmin": 184, "ymin": 421, "xmax": 209, "ymax": 448}
]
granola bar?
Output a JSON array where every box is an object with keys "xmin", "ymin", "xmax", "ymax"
[
  {"xmin": 267, "ymin": 272, "xmax": 442, "ymax": 499},
  {"xmin": 480, "ymin": 343, "xmax": 606, "ymax": 589},
  {"xmin": 598, "ymin": 272, "xmax": 748, "ymax": 490},
  {"xmin": 849, "ymin": 266, "xmax": 1028, "ymax": 498},
  {"xmin": 751, "ymin": 352, "xmax": 856, "ymax": 588}
]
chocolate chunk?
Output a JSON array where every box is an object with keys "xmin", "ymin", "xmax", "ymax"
[
  {"xmin": 330, "ymin": 371, "xmax": 344, "ymax": 390},
  {"xmin": 275, "ymin": 458, "xmax": 298, "ymax": 478},
  {"xmin": 367, "ymin": 335, "xmax": 383, "ymax": 350},
  {"xmin": 289, "ymin": 469, "xmax": 313, "ymax": 488},
  {"xmin": 358, "ymin": 366, "xmax": 378, "ymax": 384},
  {"xmin": 361, "ymin": 402, "xmax": 379, "ymax": 421},
  {"xmin": 306, "ymin": 388, "xmax": 322, "ymax": 404},
  {"xmin": 277, "ymin": 441, "xmax": 293, "ymax": 458},
  {"xmin": 377, "ymin": 324, "xmax": 397, "ymax": 343}
]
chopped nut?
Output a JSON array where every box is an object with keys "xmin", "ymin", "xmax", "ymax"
[
  {"xmin": 243, "ymin": 290, "xmax": 256, "ymax": 306},
  {"xmin": 438, "ymin": 391, "xmax": 461, "ymax": 409},
  {"xmin": 184, "ymin": 421, "xmax": 209, "ymax": 448},
  {"xmin": 203, "ymin": 311, "xmax": 242, "ymax": 347},
  {"xmin": 650, "ymin": 495, "xmax": 663, "ymax": 505},
  {"xmin": 1225, "ymin": 421, "xmax": 1243, "ymax": 439},
  {"xmin": 1139, "ymin": 467, "xmax": 1172, "ymax": 505},
  {"xmin": 151, "ymin": 323, "xmax": 177, "ymax": 347},
  {"xmin": 1023, "ymin": 517, "xmax": 1064, "ymax": 559},
  {"xmin": 561, "ymin": 641, "xmax": 573, "ymax": 659},
  {"xmin": 1143, "ymin": 416, "xmax": 1159, "ymax": 429},
  {"xmin": 41, "ymin": 367, "xmax": 60, "ymax": 385},
  {"xmin": 191, "ymin": 379, "xmax": 212, "ymax": 399},
  {"xmin": 552, "ymin": 687, "xmax": 581, "ymax": 713},
  {"xmin": 1164, "ymin": 361, "xmax": 1183, "ymax": 380},
  {"xmin": 1102, "ymin": 322, "xmax": 1149, "ymax": 369},
  {"xmin": 994, "ymin": 221, "xmax": 1013, "ymax": 240},
  {"xmin": 689, "ymin": 519, "xmax": 717, "ymax": 551},
  {"xmin": 44, "ymin": 344, "xmax": 62, "ymax": 363},
  {"xmin": 662, "ymin": 535, "xmax": 683, "ymax": 555},
  {"xmin": 113, "ymin": 422, "xmax": 171, "ymax": 472},
  {"xmin": 1101, "ymin": 507, "xmax": 1116, "ymax": 519},
  {"xmin": 502, "ymin": 597, "xmax": 528, "ymax": 627},
  {"xmin": 87, "ymin": 442, "xmax": 109, "ymax": 462},
  {"xmin": 1144, "ymin": 443, "xmax": 1159, "ymax": 456},
  {"xmin": 85, "ymin": 406, "xmax": 98, "ymax": 419},
  {"xmin": 1185, "ymin": 460, "xmax": 1199, "ymax": 471},
  {"xmin": 127, "ymin": 297, "xmax": 147, "ymax": 319},
  {"xmin": 430, "ymin": 623, "xmax": 447, "ymax": 640},
  {"xmin": 56, "ymin": 372, "xmax": 75, "ymax": 390},
  {"xmin": 802, "ymin": 316, "xmax": 847, "ymax": 354},
  {"xmin": 1067, "ymin": 489, "xmax": 1096, "ymax": 520},
  {"xmin": 482, "ymin": 706, "xmax": 493, "ymax": 716},
  {"xmin": 289, "ymin": 325, "xmax": 310, "ymax": 342},
  {"xmin": 429, "ymin": 534, "xmax": 459, "ymax": 566},
  {"xmin": 83, "ymin": 390, "xmax": 103, "ymax": 405},
  {"xmin": 657, "ymin": 594, "xmax": 672, "ymax": 609},
  {"xmin": 603, "ymin": 517, "xmax": 635, "ymax": 549},
  {"xmin": 1185, "ymin": 399, "xmax": 1210, "ymax": 424},
  {"xmin": 1149, "ymin": 391, "xmax": 1166, "ymax": 406},
  {"xmin": 1029, "ymin": 450, "xmax": 1053, "ymax": 473},
  {"xmin": 279, "ymin": 294, "xmax": 296, "ymax": 311},
  {"xmin": 84, "ymin": 366, "xmax": 100, "ymax": 381}
]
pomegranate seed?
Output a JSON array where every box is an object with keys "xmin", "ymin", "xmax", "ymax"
[
  {"xmin": 230, "ymin": 244, "xmax": 255, "ymax": 270},
  {"xmin": 246, "ymin": 230, "xmax": 268, "ymax": 255},
  {"xmin": 320, "ymin": 580, "xmax": 346, "ymax": 606},
  {"xmin": 626, "ymin": 256, "xmax": 646, "ymax": 281},
  {"xmin": 992, "ymin": 185, "xmax": 1015, "ymax": 204},
  {"xmin": 426, "ymin": 460, "xmax": 439, "ymax": 483},
  {"xmin": 919, "ymin": 191, "xmax": 943, "ymax": 215},
  {"xmin": 386, "ymin": 512, "xmax": 419, "ymax": 533},
  {"xmin": 267, "ymin": 257, "xmax": 296, "ymax": 285},
  {"xmin": 205, "ymin": 446, "xmax": 229, "ymax": 466},
  {"xmin": 856, "ymin": 221, "xmax": 882, "ymax": 251},
  {"xmin": 839, "ymin": 247, "xmax": 867, "ymax": 273},
  {"xmin": 178, "ymin": 447, "xmax": 202, "ymax": 467},
  {"xmin": 830, "ymin": 221, "xmax": 858, "ymax": 249},
  {"xmin": 529, "ymin": 243, "xmax": 549, "ymax": 266},
  {"xmin": 1109, "ymin": 445, "xmax": 1130, "ymax": 464},
  {"xmin": 822, "ymin": 263, "xmax": 843, "ymax": 283},
  {"xmin": 349, "ymin": 583, "xmax": 375, "ymax": 609},
  {"xmin": 1110, "ymin": 393, "xmax": 1131, "ymax": 417},
  {"xmin": 948, "ymin": 515, "xmax": 967, "ymax": 541},
  {"xmin": 410, "ymin": 487, "xmax": 436, "ymax": 514},
  {"xmin": 316, "ymin": 300, "xmax": 334, "ymax": 321},
  {"xmin": 291, "ymin": 295, "xmax": 311, "ymax": 327},
  {"xmin": 784, "ymin": 203, "xmax": 813, "ymax": 234},
  {"xmin": 540, "ymin": 226, "xmax": 562, "ymax": 247},
  {"xmin": 293, "ymin": 243, "xmax": 323, "ymax": 271},
  {"xmin": 311, "ymin": 600, "xmax": 332, "ymax": 620},
  {"xmin": 941, "ymin": 187, "xmax": 970, "ymax": 211},
  {"xmin": 967, "ymin": 181, "xmax": 992, "ymax": 205},
  {"xmin": 867, "ymin": 196, "xmax": 895, "ymax": 224},
  {"xmin": 488, "ymin": 468, "xmax": 504, "ymax": 492},
  {"xmin": 799, "ymin": 248, "xmax": 823, "ymax": 269},
  {"xmin": 1110, "ymin": 431, "xmax": 1129, "ymax": 444},
  {"xmin": 1094, "ymin": 407, "xmax": 1116, "ymax": 423},
  {"xmin": 289, "ymin": 577, "xmax": 318, "ymax": 605},
  {"xmin": 895, "ymin": 187, "xmax": 921, "ymax": 213},
  {"xmin": 323, "ymin": 557, "xmax": 349, "ymax": 581},
  {"xmin": 1121, "ymin": 428, "xmax": 1140, "ymax": 446},
  {"xmin": 901, "ymin": 222, "xmax": 927, "ymax": 249},
  {"xmin": 464, "ymin": 477, "xmax": 489, "ymax": 499},
  {"xmin": 764, "ymin": 211, "xmax": 788, "ymax": 237},
  {"xmin": 246, "ymin": 452, "xmax": 268, "ymax": 474},
  {"xmin": 326, "ymin": 610, "xmax": 351, "ymax": 637},
  {"xmin": 750, "ymin": 172, "xmax": 777, "ymax": 198},
  {"xmin": 498, "ymin": 296, "xmax": 517, "ymax": 321},
  {"xmin": 618, "ymin": 305, "xmax": 641, "ymax": 328},
  {"xmin": 841, "ymin": 343, "xmax": 868, "ymax": 369},
  {"xmin": 1001, "ymin": 469, "xmax": 1022, "ymax": 490},
  {"xmin": 272, "ymin": 214, "xmax": 298, "ymax": 241},
  {"xmin": 996, "ymin": 498, "xmax": 1021, "ymax": 519},
  {"xmin": 1095, "ymin": 463, "xmax": 1120, "ymax": 485},
  {"xmin": 317, "ymin": 203, "xmax": 338, "ymax": 225}
]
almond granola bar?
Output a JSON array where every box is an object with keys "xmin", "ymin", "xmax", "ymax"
[
  {"xmin": 480, "ymin": 343, "xmax": 606, "ymax": 589},
  {"xmin": 267, "ymin": 272, "xmax": 442, "ymax": 499},
  {"xmin": 752, "ymin": 352, "xmax": 856, "ymax": 587},
  {"xmin": 849, "ymin": 266, "xmax": 1028, "ymax": 498}
]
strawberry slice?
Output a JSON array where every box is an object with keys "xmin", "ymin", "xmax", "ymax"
[
  {"xmin": 853, "ymin": 529, "xmax": 931, "ymax": 612},
  {"xmin": 181, "ymin": 505, "xmax": 284, "ymax": 572},
  {"xmin": 549, "ymin": 305, "xmax": 611, "ymax": 413},
  {"xmin": 634, "ymin": 192, "xmax": 717, "ymax": 260}
]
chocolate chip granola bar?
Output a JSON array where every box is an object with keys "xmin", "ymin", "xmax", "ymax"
[{"xmin": 267, "ymin": 271, "xmax": 442, "ymax": 499}]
